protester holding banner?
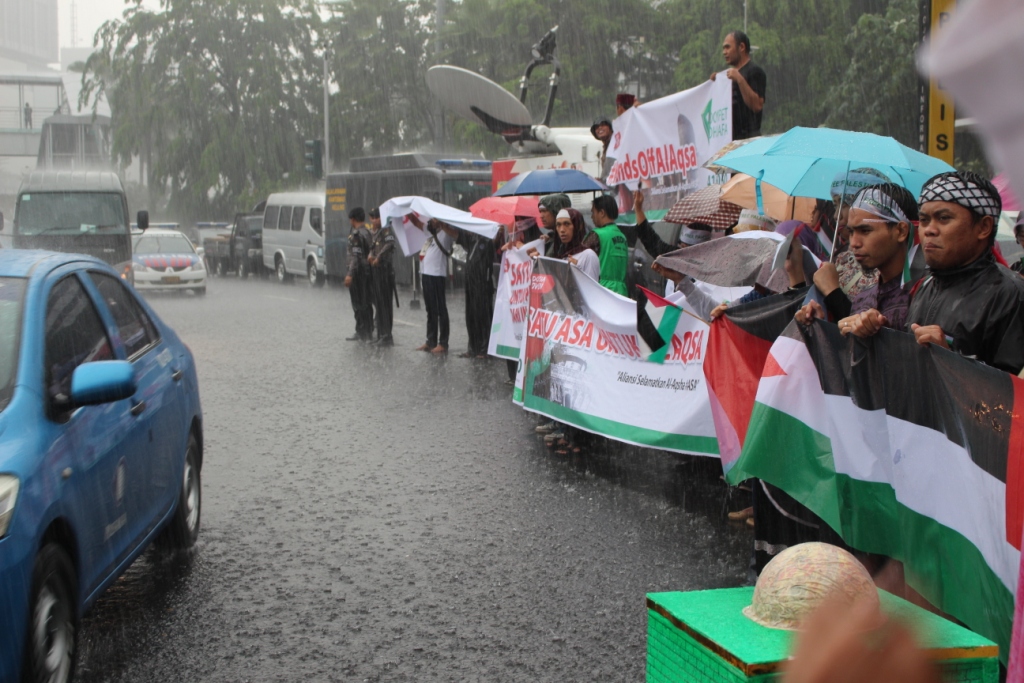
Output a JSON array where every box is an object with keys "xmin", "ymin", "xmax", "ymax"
[
  {"xmin": 797, "ymin": 184, "xmax": 919, "ymax": 331},
  {"xmin": 495, "ymin": 218, "xmax": 543, "ymax": 382},
  {"xmin": 615, "ymin": 93, "xmax": 637, "ymax": 116},
  {"xmin": 548, "ymin": 209, "xmax": 599, "ymax": 281},
  {"xmin": 815, "ymin": 169, "xmax": 892, "ymax": 303},
  {"xmin": 498, "ymin": 216, "xmax": 543, "ymax": 254},
  {"xmin": 584, "ymin": 195, "xmax": 630, "ymax": 296},
  {"xmin": 412, "ymin": 217, "xmax": 457, "ymax": 354},
  {"xmin": 710, "ymin": 31, "xmax": 765, "ymax": 140},
  {"xmin": 528, "ymin": 207, "xmax": 602, "ymax": 453},
  {"xmin": 536, "ymin": 194, "xmax": 571, "ymax": 242},
  {"xmin": 846, "ymin": 171, "xmax": 1024, "ymax": 374}
]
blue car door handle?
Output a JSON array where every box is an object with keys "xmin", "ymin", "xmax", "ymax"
[
  {"xmin": 130, "ymin": 401, "xmax": 146, "ymax": 416},
  {"xmin": 171, "ymin": 369, "xmax": 183, "ymax": 381}
]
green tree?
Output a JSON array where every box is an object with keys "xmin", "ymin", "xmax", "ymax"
[
  {"xmin": 324, "ymin": 0, "xmax": 437, "ymax": 163},
  {"xmin": 82, "ymin": 0, "xmax": 324, "ymax": 220},
  {"xmin": 824, "ymin": 0, "xmax": 920, "ymax": 146}
]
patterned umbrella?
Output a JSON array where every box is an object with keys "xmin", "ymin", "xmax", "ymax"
[
  {"xmin": 704, "ymin": 135, "xmax": 776, "ymax": 173},
  {"xmin": 664, "ymin": 185, "xmax": 743, "ymax": 229}
]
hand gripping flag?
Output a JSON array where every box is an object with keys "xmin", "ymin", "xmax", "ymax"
[
  {"xmin": 636, "ymin": 286, "xmax": 684, "ymax": 364},
  {"xmin": 727, "ymin": 320, "xmax": 1024, "ymax": 661}
]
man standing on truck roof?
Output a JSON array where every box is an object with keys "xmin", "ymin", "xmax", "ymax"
[
  {"xmin": 367, "ymin": 208, "xmax": 396, "ymax": 346},
  {"xmin": 344, "ymin": 207, "xmax": 375, "ymax": 341}
]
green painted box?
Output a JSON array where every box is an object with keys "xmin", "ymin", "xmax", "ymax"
[{"xmin": 647, "ymin": 587, "xmax": 998, "ymax": 683}]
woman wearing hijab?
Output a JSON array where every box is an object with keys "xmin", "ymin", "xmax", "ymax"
[
  {"xmin": 526, "ymin": 208, "xmax": 597, "ymax": 454},
  {"xmin": 550, "ymin": 208, "xmax": 599, "ymax": 280}
]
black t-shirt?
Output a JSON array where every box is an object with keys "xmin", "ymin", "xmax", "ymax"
[{"xmin": 732, "ymin": 61, "xmax": 766, "ymax": 140}]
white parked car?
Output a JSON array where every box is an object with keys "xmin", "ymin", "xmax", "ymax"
[{"xmin": 132, "ymin": 228, "xmax": 207, "ymax": 295}]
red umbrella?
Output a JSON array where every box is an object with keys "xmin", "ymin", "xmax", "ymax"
[{"xmin": 469, "ymin": 195, "xmax": 542, "ymax": 227}]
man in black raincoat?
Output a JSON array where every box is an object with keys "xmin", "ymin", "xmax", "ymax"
[
  {"xmin": 849, "ymin": 171, "xmax": 1024, "ymax": 375},
  {"xmin": 368, "ymin": 208, "xmax": 396, "ymax": 346},
  {"xmin": 907, "ymin": 171, "xmax": 1024, "ymax": 374},
  {"xmin": 456, "ymin": 230, "xmax": 496, "ymax": 358},
  {"xmin": 344, "ymin": 207, "xmax": 374, "ymax": 341}
]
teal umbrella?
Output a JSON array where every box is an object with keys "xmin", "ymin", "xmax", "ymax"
[{"xmin": 713, "ymin": 127, "xmax": 956, "ymax": 200}]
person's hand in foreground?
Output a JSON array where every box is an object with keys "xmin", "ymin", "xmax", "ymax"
[
  {"xmin": 710, "ymin": 302, "xmax": 729, "ymax": 320},
  {"xmin": 795, "ymin": 301, "xmax": 825, "ymax": 325},
  {"xmin": 911, "ymin": 324, "xmax": 950, "ymax": 350},
  {"xmin": 784, "ymin": 597, "xmax": 940, "ymax": 683},
  {"xmin": 838, "ymin": 309, "xmax": 886, "ymax": 338},
  {"xmin": 651, "ymin": 261, "xmax": 684, "ymax": 284}
]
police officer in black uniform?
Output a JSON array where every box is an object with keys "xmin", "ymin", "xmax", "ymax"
[
  {"xmin": 344, "ymin": 207, "xmax": 374, "ymax": 341},
  {"xmin": 367, "ymin": 208, "xmax": 396, "ymax": 346}
]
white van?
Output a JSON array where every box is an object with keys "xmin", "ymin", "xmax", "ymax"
[{"xmin": 261, "ymin": 192, "xmax": 326, "ymax": 286}]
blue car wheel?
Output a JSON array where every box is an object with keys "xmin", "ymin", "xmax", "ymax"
[{"xmin": 24, "ymin": 543, "xmax": 77, "ymax": 683}]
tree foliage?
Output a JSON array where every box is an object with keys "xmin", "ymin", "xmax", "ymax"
[
  {"xmin": 83, "ymin": 0, "xmax": 324, "ymax": 218},
  {"xmin": 82, "ymin": 0, "xmax": 937, "ymax": 220}
]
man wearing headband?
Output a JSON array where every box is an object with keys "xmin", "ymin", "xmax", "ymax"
[
  {"xmin": 832, "ymin": 171, "xmax": 1024, "ymax": 374},
  {"xmin": 797, "ymin": 184, "xmax": 919, "ymax": 333},
  {"xmin": 815, "ymin": 168, "xmax": 892, "ymax": 302},
  {"xmin": 904, "ymin": 171, "xmax": 1024, "ymax": 373}
]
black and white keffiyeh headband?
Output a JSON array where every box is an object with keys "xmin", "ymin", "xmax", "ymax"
[
  {"xmin": 851, "ymin": 187, "xmax": 911, "ymax": 225},
  {"xmin": 919, "ymin": 172, "xmax": 1002, "ymax": 220}
]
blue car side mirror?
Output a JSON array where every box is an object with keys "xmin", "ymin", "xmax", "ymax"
[{"xmin": 70, "ymin": 361, "xmax": 137, "ymax": 406}]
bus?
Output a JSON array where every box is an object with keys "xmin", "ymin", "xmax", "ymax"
[{"xmin": 325, "ymin": 154, "xmax": 492, "ymax": 286}]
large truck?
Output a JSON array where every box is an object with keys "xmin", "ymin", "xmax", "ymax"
[
  {"xmin": 324, "ymin": 154, "xmax": 492, "ymax": 287},
  {"xmin": 7, "ymin": 171, "xmax": 139, "ymax": 280}
]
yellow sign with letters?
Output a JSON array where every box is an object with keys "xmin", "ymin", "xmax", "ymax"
[{"xmin": 927, "ymin": 0, "xmax": 956, "ymax": 165}]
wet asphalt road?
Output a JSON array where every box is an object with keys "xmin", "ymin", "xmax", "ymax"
[{"xmin": 75, "ymin": 275, "xmax": 750, "ymax": 682}]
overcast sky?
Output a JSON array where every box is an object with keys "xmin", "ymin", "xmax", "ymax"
[{"xmin": 58, "ymin": 0, "xmax": 158, "ymax": 49}]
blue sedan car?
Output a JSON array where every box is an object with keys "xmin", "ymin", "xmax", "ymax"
[{"xmin": 0, "ymin": 250, "xmax": 203, "ymax": 683}]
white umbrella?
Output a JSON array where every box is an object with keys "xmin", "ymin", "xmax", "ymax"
[{"xmin": 378, "ymin": 196, "xmax": 501, "ymax": 257}]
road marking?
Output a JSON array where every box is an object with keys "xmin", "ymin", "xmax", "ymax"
[
  {"xmin": 393, "ymin": 319, "xmax": 417, "ymax": 327},
  {"xmin": 264, "ymin": 295, "xmax": 298, "ymax": 302}
]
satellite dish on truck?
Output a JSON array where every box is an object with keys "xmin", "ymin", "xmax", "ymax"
[
  {"xmin": 426, "ymin": 66, "xmax": 533, "ymax": 137},
  {"xmin": 427, "ymin": 26, "xmax": 598, "ymax": 166}
]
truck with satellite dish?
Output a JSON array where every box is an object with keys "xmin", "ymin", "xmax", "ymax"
[
  {"xmin": 426, "ymin": 27, "xmax": 674, "ymax": 295},
  {"xmin": 425, "ymin": 26, "xmax": 603, "ymax": 195}
]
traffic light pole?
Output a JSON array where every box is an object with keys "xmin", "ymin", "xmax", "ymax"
[{"xmin": 323, "ymin": 54, "xmax": 330, "ymax": 176}]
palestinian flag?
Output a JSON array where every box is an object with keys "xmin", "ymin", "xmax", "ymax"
[
  {"xmin": 702, "ymin": 289, "xmax": 806, "ymax": 471},
  {"xmin": 727, "ymin": 320, "xmax": 1024, "ymax": 660},
  {"xmin": 636, "ymin": 286, "xmax": 683, "ymax": 364}
]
